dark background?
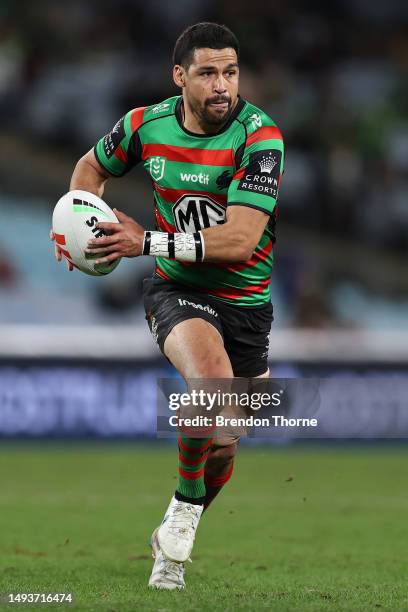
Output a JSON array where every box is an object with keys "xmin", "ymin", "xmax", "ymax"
[{"xmin": 0, "ymin": 0, "xmax": 407, "ymax": 333}]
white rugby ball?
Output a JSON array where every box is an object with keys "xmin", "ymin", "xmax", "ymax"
[{"xmin": 52, "ymin": 190, "xmax": 121, "ymax": 276}]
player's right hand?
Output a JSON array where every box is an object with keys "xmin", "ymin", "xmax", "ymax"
[{"xmin": 50, "ymin": 229, "xmax": 74, "ymax": 271}]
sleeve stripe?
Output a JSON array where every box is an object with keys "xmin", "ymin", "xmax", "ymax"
[
  {"xmin": 130, "ymin": 107, "xmax": 146, "ymax": 132},
  {"xmin": 93, "ymin": 145, "xmax": 123, "ymax": 177},
  {"xmin": 114, "ymin": 144, "xmax": 128, "ymax": 164},
  {"xmin": 246, "ymin": 126, "xmax": 282, "ymax": 147}
]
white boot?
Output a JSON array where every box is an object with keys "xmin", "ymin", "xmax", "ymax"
[
  {"xmin": 148, "ymin": 527, "xmax": 186, "ymax": 590},
  {"xmin": 157, "ymin": 496, "xmax": 203, "ymax": 563}
]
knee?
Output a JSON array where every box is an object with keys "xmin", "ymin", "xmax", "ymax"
[{"xmin": 193, "ymin": 353, "xmax": 234, "ymax": 378}]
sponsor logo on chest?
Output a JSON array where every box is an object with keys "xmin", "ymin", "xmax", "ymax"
[
  {"xmin": 179, "ymin": 171, "xmax": 210, "ymax": 185},
  {"xmin": 148, "ymin": 156, "xmax": 212, "ymax": 186},
  {"xmin": 173, "ymin": 195, "xmax": 226, "ymax": 232}
]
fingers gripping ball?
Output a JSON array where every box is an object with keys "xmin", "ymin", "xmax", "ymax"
[{"xmin": 52, "ymin": 190, "xmax": 121, "ymax": 276}]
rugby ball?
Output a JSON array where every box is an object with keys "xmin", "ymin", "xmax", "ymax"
[{"xmin": 52, "ymin": 190, "xmax": 121, "ymax": 276}]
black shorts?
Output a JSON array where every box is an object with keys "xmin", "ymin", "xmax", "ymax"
[{"xmin": 143, "ymin": 275, "xmax": 273, "ymax": 378}]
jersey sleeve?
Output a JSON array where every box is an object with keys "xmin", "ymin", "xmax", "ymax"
[
  {"xmin": 227, "ymin": 123, "xmax": 284, "ymax": 215},
  {"xmin": 93, "ymin": 107, "xmax": 145, "ymax": 177}
]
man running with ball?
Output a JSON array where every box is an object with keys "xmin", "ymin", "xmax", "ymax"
[{"xmin": 52, "ymin": 22, "xmax": 284, "ymax": 589}]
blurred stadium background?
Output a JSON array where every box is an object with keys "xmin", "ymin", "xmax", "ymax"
[{"xmin": 0, "ymin": 2, "xmax": 408, "ymax": 608}]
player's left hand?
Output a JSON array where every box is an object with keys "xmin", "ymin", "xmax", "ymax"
[{"xmin": 85, "ymin": 209, "xmax": 145, "ymax": 263}]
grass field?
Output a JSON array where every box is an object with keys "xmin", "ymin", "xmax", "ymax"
[{"xmin": 0, "ymin": 443, "xmax": 407, "ymax": 611}]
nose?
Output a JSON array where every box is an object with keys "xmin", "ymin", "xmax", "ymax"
[{"xmin": 213, "ymin": 74, "xmax": 227, "ymax": 93}]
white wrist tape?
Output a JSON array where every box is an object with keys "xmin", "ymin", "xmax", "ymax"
[{"xmin": 142, "ymin": 231, "xmax": 205, "ymax": 262}]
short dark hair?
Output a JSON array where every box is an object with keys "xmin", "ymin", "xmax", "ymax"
[{"xmin": 173, "ymin": 22, "xmax": 239, "ymax": 68}]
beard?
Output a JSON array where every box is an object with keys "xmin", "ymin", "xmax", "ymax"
[{"xmin": 193, "ymin": 95, "xmax": 233, "ymax": 127}]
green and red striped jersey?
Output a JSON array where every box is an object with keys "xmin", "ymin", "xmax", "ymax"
[{"xmin": 94, "ymin": 96, "xmax": 284, "ymax": 306}]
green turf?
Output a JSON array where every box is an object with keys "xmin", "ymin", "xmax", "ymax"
[{"xmin": 0, "ymin": 443, "xmax": 407, "ymax": 611}]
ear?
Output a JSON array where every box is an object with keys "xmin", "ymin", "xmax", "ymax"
[{"xmin": 173, "ymin": 65, "xmax": 186, "ymax": 89}]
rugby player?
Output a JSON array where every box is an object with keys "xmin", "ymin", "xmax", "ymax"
[{"xmin": 51, "ymin": 22, "xmax": 284, "ymax": 589}]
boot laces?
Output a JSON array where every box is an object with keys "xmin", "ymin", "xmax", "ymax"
[{"xmin": 167, "ymin": 502, "xmax": 201, "ymax": 541}]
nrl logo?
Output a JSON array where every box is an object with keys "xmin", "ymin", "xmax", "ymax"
[
  {"xmin": 258, "ymin": 152, "xmax": 277, "ymax": 174},
  {"xmin": 149, "ymin": 156, "xmax": 166, "ymax": 181},
  {"xmin": 250, "ymin": 113, "xmax": 262, "ymax": 129}
]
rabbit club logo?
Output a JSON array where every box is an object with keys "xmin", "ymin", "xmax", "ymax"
[{"xmin": 238, "ymin": 149, "xmax": 281, "ymax": 197}]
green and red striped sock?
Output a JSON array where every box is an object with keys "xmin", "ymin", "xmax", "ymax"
[
  {"xmin": 175, "ymin": 436, "xmax": 212, "ymax": 505},
  {"xmin": 203, "ymin": 461, "xmax": 234, "ymax": 511}
]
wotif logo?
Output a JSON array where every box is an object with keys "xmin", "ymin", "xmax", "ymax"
[{"xmin": 180, "ymin": 171, "xmax": 210, "ymax": 185}]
